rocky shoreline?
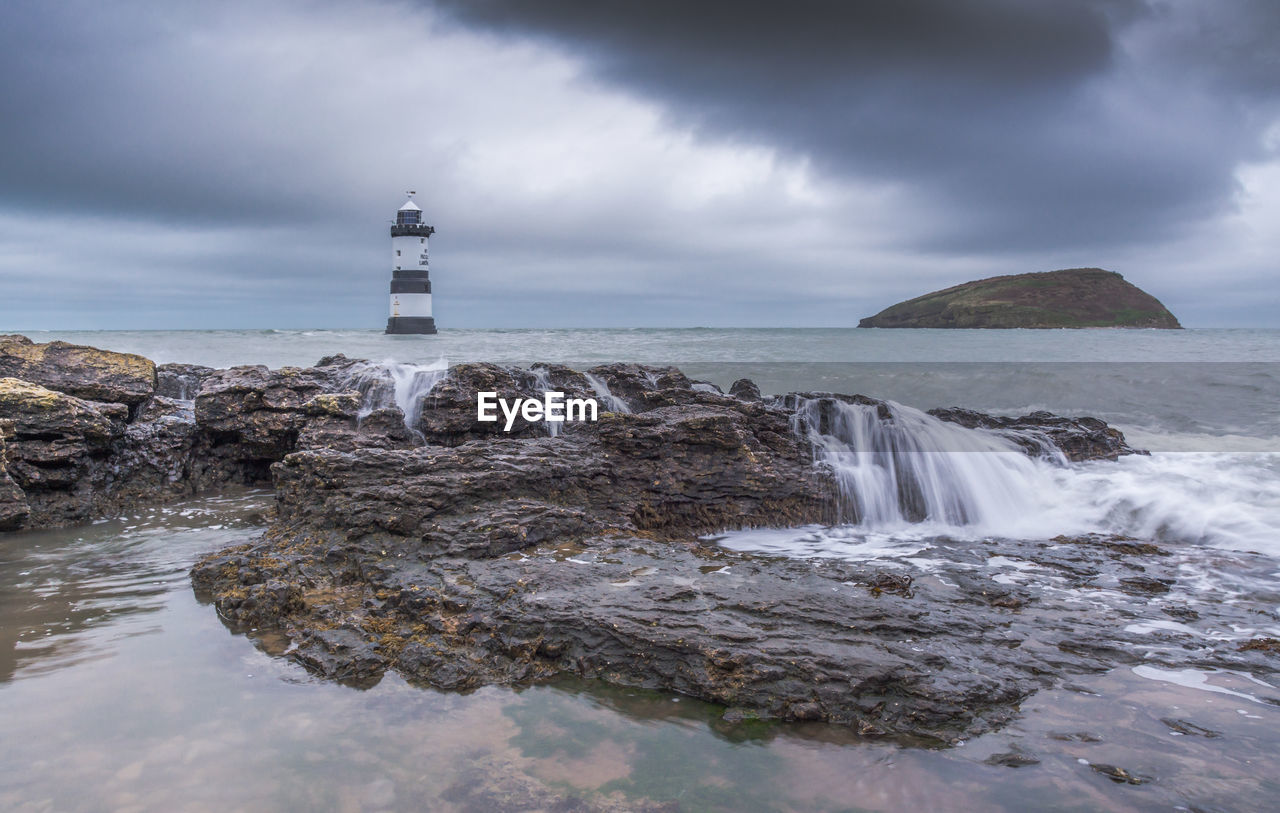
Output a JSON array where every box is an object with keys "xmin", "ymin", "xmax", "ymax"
[{"xmin": 3, "ymin": 334, "xmax": 1274, "ymax": 743}]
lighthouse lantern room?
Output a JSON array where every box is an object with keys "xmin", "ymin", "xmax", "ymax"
[{"xmin": 385, "ymin": 192, "xmax": 437, "ymax": 334}]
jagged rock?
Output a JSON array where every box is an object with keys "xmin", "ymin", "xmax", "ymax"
[
  {"xmin": 192, "ymin": 358, "xmax": 361, "ymax": 483},
  {"xmin": 927, "ymin": 407, "xmax": 1142, "ymax": 462},
  {"xmin": 1089, "ymin": 763, "xmax": 1153, "ymax": 785},
  {"xmin": 729, "ymin": 378, "xmax": 762, "ymax": 400},
  {"xmin": 0, "ymin": 334, "xmax": 156, "ymax": 408},
  {"xmin": 191, "ymin": 379, "xmax": 1207, "ymax": 743},
  {"xmin": 0, "ymin": 419, "xmax": 30, "ymax": 530},
  {"xmin": 18, "ymin": 337, "xmax": 1237, "ymax": 747},
  {"xmin": 1160, "ymin": 718, "xmax": 1222, "ymax": 738},
  {"xmin": 294, "ymin": 392, "xmax": 417, "ymax": 452},
  {"xmin": 411, "ymin": 362, "xmax": 548, "ymax": 443},
  {"xmin": 985, "ymin": 746, "xmax": 1041, "ymax": 768},
  {"xmin": 156, "ymin": 362, "xmax": 214, "ymax": 400},
  {"xmin": 193, "ymin": 514, "xmax": 1280, "ymax": 742},
  {"xmin": 270, "ymin": 401, "xmax": 830, "ymax": 554},
  {"xmin": 775, "ymin": 392, "xmax": 893, "ymax": 431},
  {"xmin": 111, "ymin": 396, "xmax": 202, "ymax": 505},
  {"xmin": 587, "ymin": 363, "xmax": 690, "ymax": 405},
  {"xmin": 399, "ymin": 362, "xmax": 704, "ymax": 445},
  {"xmin": 0, "ymin": 377, "xmax": 126, "ymax": 525},
  {"xmin": 584, "ymin": 363, "xmax": 739, "ymax": 413}
]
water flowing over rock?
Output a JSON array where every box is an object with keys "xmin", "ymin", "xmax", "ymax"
[
  {"xmin": 784, "ymin": 394, "xmax": 1053, "ymax": 526},
  {"xmin": 156, "ymin": 362, "xmax": 214, "ymax": 400}
]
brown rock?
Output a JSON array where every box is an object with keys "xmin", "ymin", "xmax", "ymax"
[
  {"xmin": 0, "ymin": 377, "xmax": 126, "ymax": 525},
  {"xmin": 0, "ymin": 418, "xmax": 30, "ymax": 530},
  {"xmin": 0, "ymin": 334, "xmax": 156, "ymax": 408}
]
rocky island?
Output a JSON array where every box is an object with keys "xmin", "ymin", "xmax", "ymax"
[
  {"xmin": 859, "ymin": 268, "xmax": 1182, "ymax": 329},
  {"xmin": 2, "ymin": 333, "xmax": 1273, "ymax": 747}
]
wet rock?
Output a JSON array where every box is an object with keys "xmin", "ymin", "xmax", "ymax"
[
  {"xmin": 985, "ymin": 746, "xmax": 1041, "ymax": 767},
  {"xmin": 187, "ymin": 359, "xmax": 1195, "ymax": 742},
  {"xmin": 110, "ymin": 396, "xmax": 202, "ymax": 506},
  {"xmin": 1088, "ymin": 762, "xmax": 1153, "ymax": 785},
  {"xmin": 296, "ymin": 392, "xmax": 416, "ymax": 452},
  {"xmin": 0, "ymin": 334, "xmax": 156, "ymax": 409},
  {"xmin": 866, "ymin": 572, "xmax": 913, "ymax": 596},
  {"xmin": 195, "ymin": 492, "xmax": 1277, "ymax": 744},
  {"xmin": 691, "ymin": 379, "xmax": 724, "ymax": 395},
  {"xmin": 192, "ymin": 359, "xmax": 361, "ymax": 484},
  {"xmin": 928, "ymin": 407, "xmax": 1143, "ymax": 461},
  {"xmin": 1162, "ymin": 604, "xmax": 1200, "ymax": 621},
  {"xmin": 196, "ymin": 532, "xmax": 1051, "ymax": 740},
  {"xmin": 1048, "ymin": 731, "xmax": 1104, "ymax": 742},
  {"xmin": 1238, "ymin": 637, "xmax": 1280, "ymax": 654},
  {"xmin": 1052, "ymin": 533, "xmax": 1166, "ymax": 557},
  {"xmin": 1119, "ymin": 575, "xmax": 1174, "ymax": 595},
  {"xmin": 0, "ymin": 377, "xmax": 126, "ymax": 525},
  {"xmin": 156, "ymin": 362, "xmax": 214, "ymax": 400},
  {"xmin": 0, "ymin": 419, "xmax": 30, "ymax": 530},
  {"xmin": 411, "ymin": 362, "xmax": 548, "ymax": 443},
  {"xmin": 1160, "ymin": 718, "xmax": 1222, "ymax": 738},
  {"xmin": 585, "ymin": 363, "xmax": 692, "ymax": 410},
  {"xmin": 291, "ymin": 627, "xmax": 385, "ymax": 688},
  {"xmin": 772, "ymin": 393, "xmax": 896, "ymax": 445},
  {"xmin": 271, "ymin": 400, "xmax": 830, "ymax": 549},
  {"xmin": 729, "ymin": 378, "xmax": 762, "ymax": 401}
]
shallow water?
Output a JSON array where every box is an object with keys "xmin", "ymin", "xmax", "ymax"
[{"xmin": 2, "ymin": 492, "xmax": 1279, "ymax": 812}]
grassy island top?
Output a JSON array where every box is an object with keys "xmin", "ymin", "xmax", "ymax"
[{"xmin": 859, "ymin": 268, "xmax": 1182, "ymax": 329}]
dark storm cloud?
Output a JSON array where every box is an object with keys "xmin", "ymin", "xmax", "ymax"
[
  {"xmin": 0, "ymin": 1, "xmax": 407, "ymax": 229},
  {"xmin": 0, "ymin": 0, "xmax": 1276, "ymax": 329},
  {"xmin": 433, "ymin": 0, "xmax": 1280, "ymax": 252}
]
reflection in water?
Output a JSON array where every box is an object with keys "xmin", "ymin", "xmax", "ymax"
[
  {"xmin": 0, "ymin": 491, "xmax": 269, "ymax": 683},
  {"xmin": 1, "ymin": 492, "xmax": 1279, "ymax": 811}
]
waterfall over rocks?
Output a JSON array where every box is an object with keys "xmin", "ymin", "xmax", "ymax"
[
  {"xmin": 787, "ymin": 394, "xmax": 1055, "ymax": 528},
  {"xmin": 526, "ymin": 366, "xmax": 562, "ymax": 437},
  {"xmin": 347, "ymin": 359, "xmax": 449, "ymax": 433},
  {"xmin": 583, "ymin": 372, "xmax": 632, "ymax": 414}
]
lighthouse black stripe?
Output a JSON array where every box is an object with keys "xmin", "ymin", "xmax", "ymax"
[
  {"xmin": 390, "ymin": 225, "xmax": 435, "ymax": 238},
  {"xmin": 390, "ymin": 280, "xmax": 431, "ymax": 294},
  {"xmin": 386, "ymin": 317, "xmax": 437, "ymax": 334}
]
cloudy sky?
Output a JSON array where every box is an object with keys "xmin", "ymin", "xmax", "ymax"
[{"xmin": 1, "ymin": 0, "xmax": 1277, "ymax": 329}]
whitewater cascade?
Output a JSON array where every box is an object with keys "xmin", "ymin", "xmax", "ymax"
[
  {"xmin": 583, "ymin": 373, "xmax": 632, "ymax": 414},
  {"xmin": 790, "ymin": 396, "xmax": 1058, "ymax": 528},
  {"xmin": 771, "ymin": 395, "xmax": 1280, "ymax": 553},
  {"xmin": 525, "ymin": 367, "xmax": 563, "ymax": 437},
  {"xmin": 347, "ymin": 359, "xmax": 449, "ymax": 433}
]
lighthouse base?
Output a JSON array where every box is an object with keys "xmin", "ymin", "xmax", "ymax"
[{"xmin": 385, "ymin": 316, "xmax": 437, "ymax": 335}]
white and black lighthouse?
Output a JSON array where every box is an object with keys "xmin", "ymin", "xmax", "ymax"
[{"xmin": 385, "ymin": 194, "xmax": 437, "ymax": 334}]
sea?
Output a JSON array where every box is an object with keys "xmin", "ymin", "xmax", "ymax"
[{"xmin": 2, "ymin": 327, "xmax": 1279, "ymax": 811}]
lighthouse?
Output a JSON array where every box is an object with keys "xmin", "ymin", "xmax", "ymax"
[{"xmin": 385, "ymin": 194, "xmax": 437, "ymax": 334}]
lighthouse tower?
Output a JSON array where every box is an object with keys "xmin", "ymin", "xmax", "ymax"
[{"xmin": 385, "ymin": 194, "xmax": 437, "ymax": 334}]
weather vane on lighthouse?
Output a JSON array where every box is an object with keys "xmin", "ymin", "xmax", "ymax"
[{"xmin": 385, "ymin": 191, "xmax": 437, "ymax": 334}]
